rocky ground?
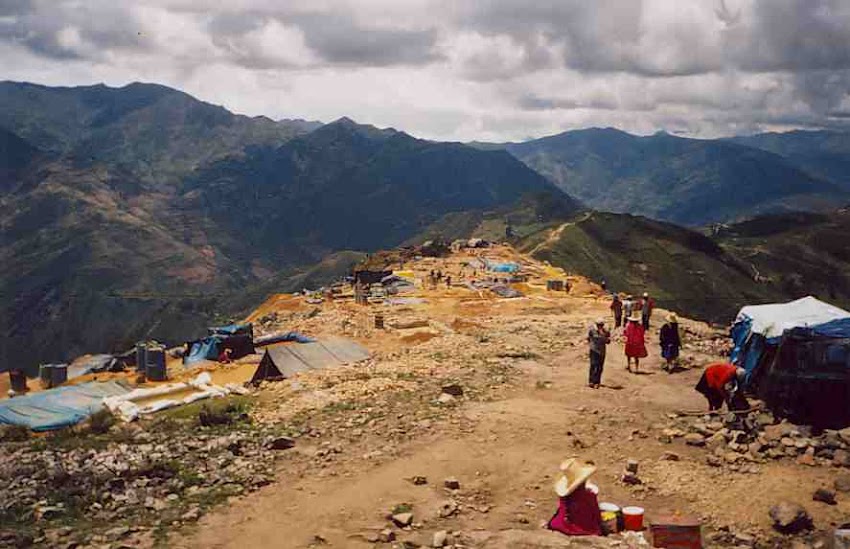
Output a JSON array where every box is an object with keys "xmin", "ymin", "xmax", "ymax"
[{"xmin": 1, "ymin": 246, "xmax": 848, "ymax": 548}]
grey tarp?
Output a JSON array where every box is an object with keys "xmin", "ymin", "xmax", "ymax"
[{"xmin": 251, "ymin": 338, "xmax": 369, "ymax": 383}]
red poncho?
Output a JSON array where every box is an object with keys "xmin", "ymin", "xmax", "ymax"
[
  {"xmin": 704, "ymin": 362, "xmax": 738, "ymax": 392},
  {"xmin": 547, "ymin": 488, "xmax": 602, "ymax": 536},
  {"xmin": 624, "ymin": 322, "xmax": 648, "ymax": 358}
]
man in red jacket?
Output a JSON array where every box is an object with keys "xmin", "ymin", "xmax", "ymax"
[{"xmin": 695, "ymin": 362, "xmax": 748, "ymax": 411}]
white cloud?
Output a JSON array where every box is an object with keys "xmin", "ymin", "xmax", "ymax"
[{"xmin": 0, "ymin": 0, "xmax": 849, "ymax": 141}]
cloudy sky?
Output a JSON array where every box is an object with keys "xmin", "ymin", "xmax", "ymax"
[{"xmin": 1, "ymin": 0, "xmax": 849, "ymax": 142}]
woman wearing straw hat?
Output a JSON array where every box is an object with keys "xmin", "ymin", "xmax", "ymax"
[
  {"xmin": 547, "ymin": 459, "xmax": 602, "ymax": 536},
  {"xmin": 659, "ymin": 312, "xmax": 681, "ymax": 372},
  {"xmin": 624, "ymin": 314, "xmax": 648, "ymax": 373}
]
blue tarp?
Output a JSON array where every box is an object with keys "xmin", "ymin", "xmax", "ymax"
[
  {"xmin": 184, "ymin": 337, "xmax": 221, "ymax": 365},
  {"xmin": 805, "ymin": 317, "xmax": 850, "ymax": 339},
  {"xmin": 488, "ymin": 262, "xmax": 520, "ymax": 273},
  {"xmin": 0, "ymin": 381, "xmax": 129, "ymax": 431}
]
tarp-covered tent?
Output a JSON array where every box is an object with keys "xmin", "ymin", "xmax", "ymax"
[
  {"xmin": 185, "ymin": 323, "xmax": 255, "ymax": 365},
  {"xmin": 731, "ymin": 296, "xmax": 850, "ymax": 382},
  {"xmin": 251, "ymin": 338, "xmax": 369, "ymax": 383},
  {"xmin": 0, "ymin": 381, "xmax": 129, "ymax": 431},
  {"xmin": 730, "ymin": 296, "xmax": 850, "ymax": 427}
]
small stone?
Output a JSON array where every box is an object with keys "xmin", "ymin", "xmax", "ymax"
[
  {"xmin": 834, "ymin": 449, "xmax": 850, "ymax": 467},
  {"xmin": 625, "ymin": 459, "xmax": 639, "ymax": 474},
  {"xmin": 441, "ymin": 384, "xmax": 464, "ymax": 397},
  {"xmin": 436, "ymin": 393, "xmax": 455, "ymax": 405},
  {"xmin": 392, "ymin": 512, "xmax": 414, "ymax": 527},
  {"xmin": 706, "ymin": 455, "xmax": 722, "ymax": 467},
  {"xmin": 660, "ymin": 451, "xmax": 680, "ymax": 461},
  {"xmin": 769, "ymin": 502, "xmax": 812, "ymax": 534},
  {"xmin": 685, "ymin": 433, "xmax": 706, "ymax": 446},
  {"xmin": 834, "ymin": 474, "xmax": 850, "ymax": 492},
  {"xmin": 439, "ymin": 500, "xmax": 458, "ymax": 518},
  {"xmin": 410, "ymin": 476, "xmax": 428, "ymax": 486},
  {"xmin": 781, "ymin": 437, "xmax": 796, "ymax": 447},
  {"xmin": 268, "ymin": 437, "xmax": 296, "ymax": 450},
  {"xmin": 444, "ymin": 477, "xmax": 460, "ymax": 490},
  {"xmin": 812, "ymin": 488, "xmax": 836, "ymax": 505},
  {"xmin": 797, "ymin": 453, "xmax": 816, "ymax": 467},
  {"xmin": 379, "ymin": 529, "xmax": 396, "ymax": 543},
  {"xmin": 621, "ymin": 472, "xmax": 642, "ymax": 485},
  {"xmin": 432, "ymin": 530, "xmax": 448, "ymax": 547}
]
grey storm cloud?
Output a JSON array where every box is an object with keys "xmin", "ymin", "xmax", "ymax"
[{"xmin": 0, "ymin": 0, "xmax": 849, "ymax": 140}]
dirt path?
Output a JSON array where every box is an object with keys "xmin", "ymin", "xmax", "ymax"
[{"xmin": 171, "ymin": 320, "xmax": 845, "ymax": 549}]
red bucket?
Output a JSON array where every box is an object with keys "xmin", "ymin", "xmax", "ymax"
[{"xmin": 623, "ymin": 506, "xmax": 645, "ymax": 531}]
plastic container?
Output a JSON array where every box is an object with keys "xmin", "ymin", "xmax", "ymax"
[
  {"xmin": 145, "ymin": 345, "xmax": 167, "ymax": 381},
  {"xmin": 135, "ymin": 343, "xmax": 148, "ymax": 373},
  {"xmin": 39, "ymin": 363, "xmax": 53, "ymax": 385},
  {"xmin": 9, "ymin": 370, "xmax": 28, "ymax": 393},
  {"xmin": 599, "ymin": 502, "xmax": 622, "ymax": 533},
  {"xmin": 623, "ymin": 506, "xmax": 645, "ymax": 531}
]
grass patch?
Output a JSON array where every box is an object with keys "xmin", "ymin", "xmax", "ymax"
[{"xmin": 392, "ymin": 503, "xmax": 413, "ymax": 515}]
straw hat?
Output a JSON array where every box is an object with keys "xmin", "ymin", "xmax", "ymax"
[
  {"xmin": 642, "ymin": 292, "xmax": 649, "ymax": 298},
  {"xmin": 627, "ymin": 314, "xmax": 641, "ymax": 323},
  {"xmin": 554, "ymin": 458, "xmax": 597, "ymax": 497},
  {"xmin": 667, "ymin": 312, "xmax": 678, "ymax": 323},
  {"xmin": 595, "ymin": 317, "xmax": 606, "ymax": 325}
]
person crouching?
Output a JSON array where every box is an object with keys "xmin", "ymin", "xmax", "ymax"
[
  {"xmin": 547, "ymin": 459, "xmax": 602, "ymax": 536},
  {"xmin": 694, "ymin": 362, "xmax": 749, "ymax": 411}
]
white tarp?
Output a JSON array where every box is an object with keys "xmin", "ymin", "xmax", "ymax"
[{"xmin": 736, "ymin": 296, "xmax": 850, "ymax": 340}]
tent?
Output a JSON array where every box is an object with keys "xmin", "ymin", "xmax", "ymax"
[
  {"xmin": 251, "ymin": 338, "xmax": 369, "ymax": 383},
  {"xmin": 0, "ymin": 381, "xmax": 129, "ymax": 431},
  {"xmin": 184, "ymin": 323, "xmax": 255, "ymax": 365},
  {"xmin": 731, "ymin": 296, "xmax": 850, "ymax": 381},
  {"xmin": 730, "ymin": 296, "xmax": 850, "ymax": 427}
]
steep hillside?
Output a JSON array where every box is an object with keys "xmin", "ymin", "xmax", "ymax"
[
  {"xmin": 183, "ymin": 118, "xmax": 579, "ymax": 255},
  {"xmin": 0, "ymin": 84, "xmax": 577, "ymax": 371},
  {"xmin": 517, "ymin": 211, "xmax": 783, "ymax": 322},
  {"xmin": 506, "ymin": 128, "xmax": 844, "ymax": 226},
  {"xmin": 714, "ymin": 209, "xmax": 850, "ymax": 309},
  {"xmin": 730, "ymin": 130, "xmax": 850, "ymax": 191}
]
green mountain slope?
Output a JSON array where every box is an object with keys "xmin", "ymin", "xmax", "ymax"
[
  {"xmin": 505, "ymin": 128, "xmax": 845, "ymax": 226},
  {"xmin": 730, "ymin": 130, "xmax": 850, "ymax": 191}
]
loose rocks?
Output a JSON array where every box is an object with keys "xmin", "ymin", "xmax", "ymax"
[
  {"xmin": 812, "ymin": 488, "xmax": 836, "ymax": 505},
  {"xmin": 769, "ymin": 502, "xmax": 812, "ymax": 534}
]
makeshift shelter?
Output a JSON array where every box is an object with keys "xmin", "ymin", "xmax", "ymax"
[
  {"xmin": 730, "ymin": 296, "xmax": 850, "ymax": 427},
  {"xmin": 0, "ymin": 381, "xmax": 129, "ymax": 431},
  {"xmin": 184, "ymin": 323, "xmax": 255, "ymax": 365},
  {"xmin": 354, "ymin": 270, "xmax": 393, "ymax": 285},
  {"xmin": 251, "ymin": 338, "xmax": 369, "ymax": 383}
]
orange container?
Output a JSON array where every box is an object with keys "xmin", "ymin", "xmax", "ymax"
[{"xmin": 623, "ymin": 506, "xmax": 645, "ymax": 531}]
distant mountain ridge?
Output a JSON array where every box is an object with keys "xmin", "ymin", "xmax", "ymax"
[{"xmin": 503, "ymin": 127, "xmax": 847, "ymax": 226}]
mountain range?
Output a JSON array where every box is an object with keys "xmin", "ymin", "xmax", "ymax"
[
  {"xmin": 2, "ymin": 80, "xmax": 850, "ymax": 371},
  {"xmin": 0, "ymin": 81, "xmax": 572, "ymax": 371}
]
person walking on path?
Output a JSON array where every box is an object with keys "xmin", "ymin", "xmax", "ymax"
[
  {"xmin": 659, "ymin": 313, "xmax": 681, "ymax": 372},
  {"xmin": 624, "ymin": 314, "xmax": 648, "ymax": 373},
  {"xmin": 640, "ymin": 292, "xmax": 655, "ymax": 330},
  {"xmin": 610, "ymin": 294, "xmax": 623, "ymax": 328},
  {"xmin": 587, "ymin": 319, "xmax": 610, "ymax": 389},
  {"xmin": 623, "ymin": 295, "xmax": 635, "ymax": 321}
]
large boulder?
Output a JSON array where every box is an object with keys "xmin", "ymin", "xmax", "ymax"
[{"xmin": 769, "ymin": 502, "xmax": 812, "ymax": 534}]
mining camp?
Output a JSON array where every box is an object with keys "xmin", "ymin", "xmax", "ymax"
[{"xmin": 2, "ymin": 240, "xmax": 849, "ymax": 549}]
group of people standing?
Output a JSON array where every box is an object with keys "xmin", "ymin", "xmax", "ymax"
[{"xmin": 586, "ymin": 291, "xmax": 682, "ymax": 388}]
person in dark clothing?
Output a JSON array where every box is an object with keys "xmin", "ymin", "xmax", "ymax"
[
  {"xmin": 610, "ymin": 294, "xmax": 623, "ymax": 328},
  {"xmin": 695, "ymin": 362, "xmax": 749, "ymax": 411},
  {"xmin": 659, "ymin": 313, "xmax": 681, "ymax": 372},
  {"xmin": 587, "ymin": 319, "xmax": 610, "ymax": 388}
]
